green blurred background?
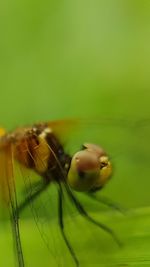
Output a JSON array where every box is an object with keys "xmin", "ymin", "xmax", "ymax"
[{"xmin": 0, "ymin": 0, "xmax": 150, "ymax": 266}]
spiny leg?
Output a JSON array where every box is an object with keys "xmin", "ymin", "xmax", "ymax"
[
  {"xmin": 58, "ymin": 184, "xmax": 79, "ymax": 267},
  {"xmin": 17, "ymin": 180, "xmax": 60, "ymax": 261},
  {"xmin": 65, "ymin": 184, "xmax": 122, "ymax": 247},
  {"xmin": 86, "ymin": 193, "xmax": 126, "ymax": 214},
  {"xmin": 13, "ymin": 181, "xmax": 49, "ymax": 265},
  {"xmin": 18, "ymin": 181, "xmax": 49, "ymax": 214},
  {"xmin": 18, "ymin": 180, "xmax": 80, "ymax": 266}
]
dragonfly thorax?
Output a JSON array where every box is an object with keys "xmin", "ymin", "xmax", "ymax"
[{"xmin": 13, "ymin": 125, "xmax": 71, "ymax": 183}]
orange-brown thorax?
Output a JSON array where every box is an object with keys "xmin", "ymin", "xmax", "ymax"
[{"xmin": 2, "ymin": 124, "xmax": 70, "ymax": 183}]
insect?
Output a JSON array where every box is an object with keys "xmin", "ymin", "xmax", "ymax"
[{"xmin": 0, "ymin": 118, "xmax": 148, "ymax": 267}]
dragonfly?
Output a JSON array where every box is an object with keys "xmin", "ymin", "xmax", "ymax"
[{"xmin": 0, "ymin": 118, "xmax": 149, "ymax": 267}]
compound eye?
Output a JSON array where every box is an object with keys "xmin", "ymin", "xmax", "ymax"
[
  {"xmin": 93, "ymin": 156, "xmax": 112, "ymax": 190},
  {"xmin": 67, "ymin": 144, "xmax": 113, "ymax": 192},
  {"xmin": 67, "ymin": 150, "xmax": 100, "ymax": 192},
  {"xmin": 83, "ymin": 143, "xmax": 106, "ymax": 157}
]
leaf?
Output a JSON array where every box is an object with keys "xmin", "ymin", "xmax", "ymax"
[{"xmin": 0, "ymin": 206, "xmax": 150, "ymax": 267}]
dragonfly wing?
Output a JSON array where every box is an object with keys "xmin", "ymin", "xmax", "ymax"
[
  {"xmin": 0, "ymin": 143, "xmax": 14, "ymax": 206},
  {"xmin": 0, "ymin": 142, "xmax": 25, "ymax": 267}
]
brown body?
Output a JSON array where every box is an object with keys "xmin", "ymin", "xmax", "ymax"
[
  {"xmin": 0, "ymin": 121, "xmax": 72, "ymax": 203},
  {"xmin": 0, "ymin": 119, "xmax": 112, "ymax": 204}
]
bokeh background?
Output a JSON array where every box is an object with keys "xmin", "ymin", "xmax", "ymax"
[{"xmin": 0, "ymin": 0, "xmax": 150, "ymax": 266}]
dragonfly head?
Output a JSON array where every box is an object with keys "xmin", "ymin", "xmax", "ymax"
[{"xmin": 67, "ymin": 143, "xmax": 112, "ymax": 192}]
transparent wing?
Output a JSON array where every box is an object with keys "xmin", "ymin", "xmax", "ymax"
[{"xmin": 0, "ymin": 142, "xmax": 25, "ymax": 267}]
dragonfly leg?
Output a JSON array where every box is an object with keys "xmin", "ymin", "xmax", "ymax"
[
  {"xmin": 18, "ymin": 181, "xmax": 49, "ymax": 214},
  {"xmin": 65, "ymin": 185, "xmax": 122, "ymax": 247},
  {"xmin": 58, "ymin": 184, "xmax": 79, "ymax": 267},
  {"xmin": 10, "ymin": 181, "xmax": 48, "ymax": 267},
  {"xmin": 86, "ymin": 193, "xmax": 126, "ymax": 214}
]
